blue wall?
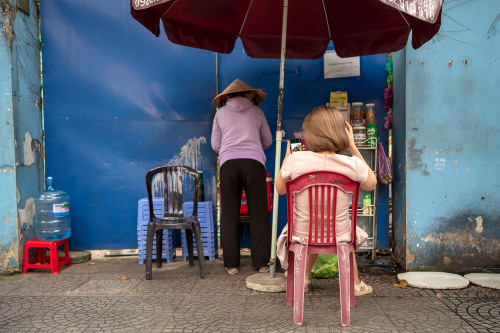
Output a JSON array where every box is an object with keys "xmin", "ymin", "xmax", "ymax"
[
  {"xmin": 41, "ymin": 1, "xmax": 217, "ymax": 250},
  {"xmin": 393, "ymin": 0, "xmax": 500, "ymax": 271},
  {"xmin": 40, "ymin": 0, "xmax": 389, "ymax": 250},
  {"xmin": 0, "ymin": 0, "xmax": 43, "ymax": 272}
]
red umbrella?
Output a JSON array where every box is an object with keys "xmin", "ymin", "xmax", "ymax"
[
  {"xmin": 131, "ymin": 0, "xmax": 443, "ymax": 278},
  {"xmin": 131, "ymin": 0, "xmax": 442, "ymax": 59}
]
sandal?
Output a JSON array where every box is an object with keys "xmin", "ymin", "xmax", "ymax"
[
  {"xmin": 259, "ymin": 266, "xmax": 269, "ymax": 273},
  {"xmin": 355, "ymin": 280, "xmax": 373, "ymax": 296},
  {"xmin": 225, "ymin": 267, "xmax": 239, "ymax": 275}
]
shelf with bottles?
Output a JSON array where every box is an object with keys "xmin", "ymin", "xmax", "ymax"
[
  {"xmin": 349, "ymin": 207, "xmax": 375, "ymax": 217},
  {"xmin": 355, "ymin": 137, "xmax": 378, "ymax": 150},
  {"xmin": 349, "ymin": 137, "xmax": 378, "ymax": 260}
]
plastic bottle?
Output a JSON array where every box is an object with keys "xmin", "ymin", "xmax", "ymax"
[
  {"xmin": 34, "ymin": 177, "xmax": 71, "ymax": 240},
  {"xmin": 366, "ymin": 122, "xmax": 377, "ymax": 147},
  {"xmin": 197, "ymin": 171, "xmax": 205, "ymax": 202},
  {"xmin": 362, "ymin": 193, "xmax": 372, "ymax": 215}
]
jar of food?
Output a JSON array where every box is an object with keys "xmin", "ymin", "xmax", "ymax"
[
  {"xmin": 353, "ymin": 125, "xmax": 366, "ymax": 145},
  {"xmin": 351, "ymin": 119, "xmax": 364, "ymax": 128},
  {"xmin": 350, "ymin": 102, "xmax": 364, "ymax": 121},
  {"xmin": 365, "ymin": 103, "xmax": 376, "ymax": 120}
]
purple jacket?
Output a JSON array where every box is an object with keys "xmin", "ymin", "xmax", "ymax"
[{"xmin": 211, "ymin": 97, "xmax": 272, "ymax": 167}]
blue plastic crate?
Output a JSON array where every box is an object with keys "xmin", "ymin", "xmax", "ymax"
[
  {"xmin": 182, "ymin": 201, "xmax": 217, "ymax": 232},
  {"xmin": 181, "ymin": 201, "xmax": 218, "ymax": 261},
  {"xmin": 137, "ymin": 198, "xmax": 177, "ymax": 264},
  {"xmin": 181, "ymin": 245, "xmax": 218, "ymax": 262},
  {"xmin": 181, "ymin": 239, "xmax": 218, "ymax": 261}
]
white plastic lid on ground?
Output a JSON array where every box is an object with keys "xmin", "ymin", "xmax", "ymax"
[
  {"xmin": 464, "ymin": 273, "xmax": 500, "ymax": 290},
  {"xmin": 397, "ymin": 272, "xmax": 470, "ymax": 289}
]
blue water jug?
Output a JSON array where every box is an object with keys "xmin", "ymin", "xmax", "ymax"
[{"xmin": 34, "ymin": 177, "xmax": 71, "ymax": 241}]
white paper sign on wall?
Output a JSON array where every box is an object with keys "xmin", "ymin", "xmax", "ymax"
[{"xmin": 324, "ymin": 51, "xmax": 360, "ymax": 79}]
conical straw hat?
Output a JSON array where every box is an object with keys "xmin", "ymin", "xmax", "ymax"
[{"xmin": 213, "ymin": 79, "xmax": 265, "ymax": 107}]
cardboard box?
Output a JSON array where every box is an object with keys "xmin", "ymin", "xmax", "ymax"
[{"xmin": 330, "ymin": 91, "xmax": 348, "ymax": 108}]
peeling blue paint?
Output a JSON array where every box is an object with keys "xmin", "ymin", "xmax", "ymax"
[
  {"xmin": 393, "ymin": 0, "xmax": 500, "ymax": 271},
  {"xmin": 0, "ymin": 0, "xmax": 43, "ymax": 273}
]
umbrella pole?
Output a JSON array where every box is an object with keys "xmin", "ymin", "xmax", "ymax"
[{"xmin": 269, "ymin": 0, "xmax": 289, "ymax": 279}]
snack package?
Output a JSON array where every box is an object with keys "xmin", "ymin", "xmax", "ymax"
[{"xmin": 329, "ymin": 91, "xmax": 348, "ymax": 108}]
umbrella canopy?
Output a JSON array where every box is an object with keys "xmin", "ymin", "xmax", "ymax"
[{"xmin": 131, "ymin": 0, "xmax": 442, "ymax": 59}]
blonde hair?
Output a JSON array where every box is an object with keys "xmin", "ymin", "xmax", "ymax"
[{"xmin": 302, "ymin": 106, "xmax": 350, "ymax": 153}]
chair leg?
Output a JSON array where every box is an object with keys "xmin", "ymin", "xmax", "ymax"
[
  {"xmin": 22, "ymin": 244, "xmax": 30, "ymax": 273},
  {"xmin": 156, "ymin": 230, "xmax": 163, "ymax": 268},
  {"xmin": 64, "ymin": 238, "xmax": 71, "ymax": 267},
  {"xmin": 285, "ymin": 250, "xmax": 295, "ymax": 307},
  {"xmin": 350, "ymin": 251, "xmax": 355, "ymax": 308},
  {"xmin": 338, "ymin": 245, "xmax": 351, "ymax": 327},
  {"xmin": 145, "ymin": 223, "xmax": 155, "ymax": 280},
  {"xmin": 36, "ymin": 247, "xmax": 44, "ymax": 264},
  {"xmin": 51, "ymin": 241, "xmax": 59, "ymax": 274},
  {"xmin": 192, "ymin": 221, "xmax": 206, "ymax": 279},
  {"xmin": 293, "ymin": 245, "xmax": 307, "ymax": 326},
  {"xmin": 185, "ymin": 229, "xmax": 195, "ymax": 267}
]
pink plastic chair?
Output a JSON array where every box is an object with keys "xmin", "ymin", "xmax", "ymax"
[{"xmin": 285, "ymin": 171, "xmax": 360, "ymax": 326}]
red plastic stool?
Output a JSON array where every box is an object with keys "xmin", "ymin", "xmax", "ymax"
[{"xmin": 22, "ymin": 238, "xmax": 71, "ymax": 274}]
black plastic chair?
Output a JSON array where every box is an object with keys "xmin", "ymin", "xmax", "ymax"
[{"xmin": 145, "ymin": 165, "xmax": 206, "ymax": 280}]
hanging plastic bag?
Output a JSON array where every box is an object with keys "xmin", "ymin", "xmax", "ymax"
[
  {"xmin": 310, "ymin": 254, "xmax": 339, "ymax": 279},
  {"xmin": 378, "ymin": 143, "xmax": 393, "ymax": 185}
]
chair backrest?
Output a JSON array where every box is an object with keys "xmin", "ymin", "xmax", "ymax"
[
  {"xmin": 145, "ymin": 165, "xmax": 199, "ymax": 222},
  {"xmin": 285, "ymin": 171, "xmax": 360, "ymax": 249}
]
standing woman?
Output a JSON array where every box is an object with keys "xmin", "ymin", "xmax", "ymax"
[{"xmin": 211, "ymin": 79, "xmax": 273, "ymax": 275}]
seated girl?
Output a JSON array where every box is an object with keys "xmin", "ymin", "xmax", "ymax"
[{"xmin": 276, "ymin": 105, "xmax": 377, "ymax": 295}]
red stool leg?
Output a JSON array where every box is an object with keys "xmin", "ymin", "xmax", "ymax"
[
  {"xmin": 36, "ymin": 247, "xmax": 44, "ymax": 264},
  {"xmin": 50, "ymin": 241, "xmax": 59, "ymax": 274},
  {"xmin": 22, "ymin": 242, "xmax": 31, "ymax": 274},
  {"xmin": 62, "ymin": 238, "xmax": 71, "ymax": 267}
]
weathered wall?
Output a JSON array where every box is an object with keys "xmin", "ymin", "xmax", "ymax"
[
  {"xmin": 40, "ymin": 1, "xmax": 217, "ymax": 250},
  {"xmin": 393, "ymin": 0, "xmax": 500, "ymax": 272},
  {"xmin": 0, "ymin": 0, "xmax": 43, "ymax": 273},
  {"xmin": 392, "ymin": 48, "xmax": 407, "ymax": 266}
]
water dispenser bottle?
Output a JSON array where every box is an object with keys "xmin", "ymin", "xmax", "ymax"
[{"xmin": 34, "ymin": 177, "xmax": 71, "ymax": 241}]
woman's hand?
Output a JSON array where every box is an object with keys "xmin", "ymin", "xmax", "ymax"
[{"xmin": 285, "ymin": 140, "xmax": 292, "ymax": 159}]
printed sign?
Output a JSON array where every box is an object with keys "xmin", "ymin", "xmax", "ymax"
[
  {"xmin": 132, "ymin": 0, "xmax": 170, "ymax": 10},
  {"xmin": 324, "ymin": 51, "xmax": 360, "ymax": 79},
  {"xmin": 379, "ymin": 0, "xmax": 443, "ymax": 23}
]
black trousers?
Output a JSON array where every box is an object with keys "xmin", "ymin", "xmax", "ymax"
[{"xmin": 220, "ymin": 159, "xmax": 271, "ymax": 268}]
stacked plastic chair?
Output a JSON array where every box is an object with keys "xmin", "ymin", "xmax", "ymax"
[
  {"xmin": 137, "ymin": 198, "xmax": 176, "ymax": 264},
  {"xmin": 181, "ymin": 201, "xmax": 218, "ymax": 261}
]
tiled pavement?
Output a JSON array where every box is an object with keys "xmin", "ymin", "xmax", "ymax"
[{"xmin": 0, "ymin": 254, "xmax": 498, "ymax": 333}]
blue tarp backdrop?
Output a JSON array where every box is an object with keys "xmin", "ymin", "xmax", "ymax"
[{"xmin": 41, "ymin": 0, "xmax": 389, "ymax": 250}]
